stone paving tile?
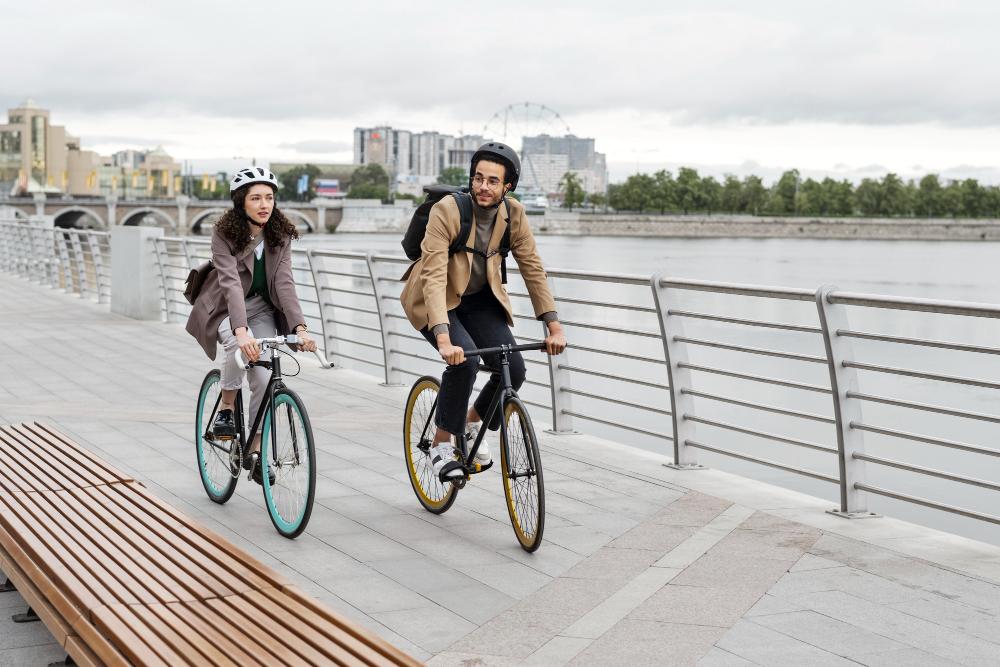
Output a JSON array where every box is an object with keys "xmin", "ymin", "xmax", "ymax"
[
  {"xmin": 886, "ymin": 595, "xmax": 1000, "ymax": 643},
  {"xmin": 567, "ymin": 619, "xmax": 726, "ymax": 667},
  {"xmin": 425, "ymin": 651, "xmax": 519, "ymax": 667},
  {"xmin": 607, "ymin": 520, "xmax": 699, "ymax": 552},
  {"xmin": 749, "ymin": 609, "xmax": 908, "ymax": 656},
  {"xmin": 370, "ymin": 604, "xmax": 478, "ymax": 654},
  {"xmin": 742, "ymin": 593, "xmax": 804, "ymax": 617},
  {"xmin": 850, "ymin": 647, "xmax": 964, "ymax": 667},
  {"xmin": 510, "ymin": 576, "xmax": 624, "ymax": 618},
  {"xmin": 646, "ymin": 491, "xmax": 733, "ymax": 527},
  {"xmin": 670, "ymin": 554, "xmax": 794, "ymax": 591},
  {"xmin": 788, "ymin": 553, "xmax": 843, "ymax": 572},
  {"xmin": 715, "ymin": 619, "xmax": 863, "ymax": 666},
  {"xmin": 447, "ymin": 610, "xmax": 577, "ymax": 658},
  {"xmin": 766, "ymin": 564, "xmax": 925, "ymax": 605},
  {"xmin": 707, "ymin": 528, "xmax": 821, "ymax": 562},
  {"xmin": 628, "ymin": 584, "xmax": 764, "ymax": 628},
  {"xmin": 560, "ymin": 545, "xmax": 661, "ymax": 584},
  {"xmin": 0, "ymin": 644, "xmax": 69, "ymax": 667},
  {"xmin": 695, "ymin": 647, "xmax": 758, "ymax": 666}
]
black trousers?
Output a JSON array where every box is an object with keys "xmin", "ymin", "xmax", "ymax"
[{"xmin": 420, "ymin": 289, "xmax": 526, "ymax": 435}]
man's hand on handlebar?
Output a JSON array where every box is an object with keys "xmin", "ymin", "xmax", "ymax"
[
  {"xmin": 235, "ymin": 327, "xmax": 260, "ymax": 362},
  {"xmin": 544, "ymin": 321, "xmax": 567, "ymax": 356},
  {"xmin": 437, "ymin": 332, "xmax": 466, "ymax": 365}
]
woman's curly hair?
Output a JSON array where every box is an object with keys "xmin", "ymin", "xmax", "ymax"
[{"xmin": 213, "ymin": 183, "xmax": 300, "ymax": 251}]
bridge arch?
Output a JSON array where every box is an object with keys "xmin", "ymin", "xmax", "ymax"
[
  {"xmin": 189, "ymin": 208, "xmax": 227, "ymax": 236},
  {"xmin": 119, "ymin": 207, "xmax": 177, "ymax": 229},
  {"xmin": 0, "ymin": 206, "xmax": 29, "ymax": 220},
  {"xmin": 53, "ymin": 206, "xmax": 106, "ymax": 230},
  {"xmin": 280, "ymin": 208, "xmax": 315, "ymax": 233}
]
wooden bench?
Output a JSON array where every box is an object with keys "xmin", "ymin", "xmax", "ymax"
[{"xmin": 0, "ymin": 422, "xmax": 425, "ymax": 667}]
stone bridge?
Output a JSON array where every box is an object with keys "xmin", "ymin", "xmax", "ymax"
[{"xmin": 0, "ymin": 194, "xmax": 339, "ymax": 233}]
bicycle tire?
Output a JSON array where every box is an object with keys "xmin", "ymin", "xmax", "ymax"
[
  {"xmin": 403, "ymin": 376, "xmax": 458, "ymax": 514},
  {"xmin": 260, "ymin": 387, "xmax": 316, "ymax": 538},
  {"xmin": 500, "ymin": 396, "xmax": 545, "ymax": 552},
  {"xmin": 195, "ymin": 369, "xmax": 238, "ymax": 504}
]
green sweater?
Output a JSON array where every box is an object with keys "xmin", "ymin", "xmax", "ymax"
[{"xmin": 246, "ymin": 249, "xmax": 271, "ymax": 306}]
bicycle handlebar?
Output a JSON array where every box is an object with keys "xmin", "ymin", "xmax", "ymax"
[
  {"xmin": 238, "ymin": 335, "xmax": 331, "ymax": 370},
  {"xmin": 464, "ymin": 342, "xmax": 548, "ymax": 357}
]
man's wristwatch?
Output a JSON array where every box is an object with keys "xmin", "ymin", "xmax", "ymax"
[{"xmin": 294, "ymin": 325, "xmax": 308, "ymax": 333}]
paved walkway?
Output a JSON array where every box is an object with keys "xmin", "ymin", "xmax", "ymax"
[{"xmin": 3, "ymin": 271, "xmax": 1000, "ymax": 666}]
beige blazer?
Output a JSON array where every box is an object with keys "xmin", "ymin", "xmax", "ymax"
[
  {"xmin": 400, "ymin": 195, "xmax": 556, "ymax": 331},
  {"xmin": 185, "ymin": 230, "xmax": 305, "ymax": 360}
]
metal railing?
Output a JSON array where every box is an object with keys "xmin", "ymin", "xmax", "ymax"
[
  {"xmin": 5, "ymin": 219, "xmax": 1000, "ymax": 531},
  {"xmin": 0, "ymin": 219, "xmax": 111, "ymax": 302}
]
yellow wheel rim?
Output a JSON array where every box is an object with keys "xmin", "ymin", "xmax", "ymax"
[
  {"xmin": 501, "ymin": 401, "xmax": 540, "ymax": 548},
  {"xmin": 404, "ymin": 380, "xmax": 454, "ymax": 509}
]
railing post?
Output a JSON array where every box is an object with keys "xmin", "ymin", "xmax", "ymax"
[
  {"xmin": 545, "ymin": 276, "xmax": 576, "ymax": 433},
  {"xmin": 306, "ymin": 249, "xmax": 341, "ymax": 368},
  {"xmin": 69, "ymin": 231, "xmax": 89, "ymax": 299},
  {"xmin": 651, "ymin": 272, "xmax": 705, "ymax": 470},
  {"xmin": 89, "ymin": 232, "xmax": 109, "ymax": 303},
  {"xmin": 181, "ymin": 238, "xmax": 200, "ymax": 270},
  {"xmin": 301, "ymin": 248, "xmax": 334, "ymax": 368},
  {"xmin": 365, "ymin": 251, "xmax": 404, "ymax": 386},
  {"xmin": 816, "ymin": 285, "xmax": 879, "ymax": 518},
  {"xmin": 55, "ymin": 229, "xmax": 74, "ymax": 292},
  {"xmin": 0, "ymin": 222, "xmax": 13, "ymax": 273},
  {"xmin": 25, "ymin": 219, "xmax": 43, "ymax": 283},
  {"xmin": 151, "ymin": 237, "xmax": 174, "ymax": 322}
]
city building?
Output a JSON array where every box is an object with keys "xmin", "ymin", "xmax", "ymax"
[
  {"xmin": 520, "ymin": 134, "xmax": 607, "ymax": 194},
  {"xmin": 0, "ymin": 97, "xmax": 182, "ymax": 198}
]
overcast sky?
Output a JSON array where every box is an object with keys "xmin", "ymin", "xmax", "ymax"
[{"xmin": 5, "ymin": 0, "xmax": 999, "ymax": 183}]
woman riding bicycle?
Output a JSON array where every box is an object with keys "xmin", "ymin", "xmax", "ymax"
[
  {"xmin": 185, "ymin": 166, "xmax": 317, "ymax": 484},
  {"xmin": 400, "ymin": 143, "xmax": 567, "ymax": 481}
]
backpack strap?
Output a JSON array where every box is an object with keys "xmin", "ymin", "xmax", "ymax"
[{"xmin": 449, "ymin": 193, "xmax": 513, "ymax": 285}]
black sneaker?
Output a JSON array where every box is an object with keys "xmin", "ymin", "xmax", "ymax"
[
  {"xmin": 251, "ymin": 455, "xmax": 276, "ymax": 486},
  {"xmin": 213, "ymin": 409, "xmax": 236, "ymax": 438}
]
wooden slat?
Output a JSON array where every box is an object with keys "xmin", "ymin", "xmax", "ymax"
[
  {"xmin": 0, "ymin": 506, "xmax": 108, "ymax": 616},
  {"xmin": 72, "ymin": 614, "xmax": 133, "ymax": 667},
  {"xmin": 30, "ymin": 422, "xmax": 135, "ymax": 484},
  {"xmin": 251, "ymin": 588, "xmax": 380, "ymax": 667},
  {"xmin": 67, "ymin": 488, "xmax": 203, "ymax": 603},
  {"xmin": 65, "ymin": 636, "xmax": 107, "ymax": 667},
  {"xmin": 87, "ymin": 486, "xmax": 250, "ymax": 599},
  {"xmin": 281, "ymin": 586, "xmax": 425, "ymax": 667},
  {"xmin": 93, "ymin": 604, "xmax": 179, "ymax": 667},
  {"xmin": 123, "ymin": 482, "xmax": 293, "ymax": 590},
  {"xmin": 188, "ymin": 598, "xmax": 313, "ymax": 667},
  {"xmin": 0, "ymin": 539, "xmax": 74, "ymax": 646},
  {"xmin": 128, "ymin": 604, "xmax": 215, "ymax": 666},
  {"xmin": 1, "ymin": 491, "xmax": 140, "ymax": 608},
  {"xmin": 0, "ymin": 442, "xmax": 48, "ymax": 492},
  {"xmin": 147, "ymin": 603, "xmax": 245, "ymax": 667},
  {"xmin": 162, "ymin": 601, "xmax": 269, "ymax": 667},
  {"xmin": 218, "ymin": 593, "xmax": 332, "ymax": 666},
  {"xmin": 1, "ymin": 424, "xmax": 105, "ymax": 489}
]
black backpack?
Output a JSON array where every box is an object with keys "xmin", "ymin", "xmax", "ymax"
[{"xmin": 401, "ymin": 184, "xmax": 512, "ymax": 283}]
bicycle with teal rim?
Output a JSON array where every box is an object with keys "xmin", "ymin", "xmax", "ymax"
[{"xmin": 195, "ymin": 334, "xmax": 320, "ymax": 538}]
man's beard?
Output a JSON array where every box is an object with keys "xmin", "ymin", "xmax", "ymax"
[{"xmin": 474, "ymin": 193, "xmax": 503, "ymax": 210}]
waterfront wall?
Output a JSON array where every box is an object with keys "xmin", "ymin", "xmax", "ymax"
[{"xmin": 333, "ymin": 208, "xmax": 1000, "ymax": 241}]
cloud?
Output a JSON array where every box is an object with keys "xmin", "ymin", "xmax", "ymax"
[{"xmin": 277, "ymin": 140, "xmax": 351, "ymax": 154}]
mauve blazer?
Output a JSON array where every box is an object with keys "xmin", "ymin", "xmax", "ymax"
[{"xmin": 185, "ymin": 230, "xmax": 305, "ymax": 360}]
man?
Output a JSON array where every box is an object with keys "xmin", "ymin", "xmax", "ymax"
[{"xmin": 400, "ymin": 142, "xmax": 567, "ymax": 480}]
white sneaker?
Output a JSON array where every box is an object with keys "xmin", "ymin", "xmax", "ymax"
[
  {"xmin": 430, "ymin": 443, "xmax": 463, "ymax": 479},
  {"xmin": 466, "ymin": 423, "xmax": 492, "ymax": 465}
]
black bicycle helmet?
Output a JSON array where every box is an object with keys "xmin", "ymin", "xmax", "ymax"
[{"xmin": 469, "ymin": 142, "xmax": 521, "ymax": 192}]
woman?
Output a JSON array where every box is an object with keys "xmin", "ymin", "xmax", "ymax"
[{"xmin": 185, "ymin": 166, "xmax": 317, "ymax": 484}]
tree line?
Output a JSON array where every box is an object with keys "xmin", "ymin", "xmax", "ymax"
[{"xmin": 597, "ymin": 168, "xmax": 1000, "ymax": 218}]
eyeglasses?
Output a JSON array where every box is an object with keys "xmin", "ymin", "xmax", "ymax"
[{"xmin": 472, "ymin": 175, "xmax": 503, "ymax": 190}]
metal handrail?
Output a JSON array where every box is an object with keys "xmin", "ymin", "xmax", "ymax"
[
  {"xmin": 686, "ymin": 439, "xmax": 839, "ymax": 483},
  {"xmin": 557, "ymin": 364, "xmax": 669, "ymax": 390},
  {"xmin": 668, "ymin": 309, "xmax": 822, "ymax": 334},
  {"xmin": 675, "ymin": 336, "xmax": 828, "ymax": 364},
  {"xmin": 658, "ymin": 277, "xmax": 817, "ymax": 301},
  {"xmin": 856, "ymin": 484, "xmax": 1000, "ymax": 526},
  {"xmin": 684, "ymin": 415, "xmax": 836, "ymax": 453},
  {"xmin": 562, "ymin": 410, "xmax": 672, "ymax": 440},
  {"xmin": 681, "ymin": 388, "xmax": 836, "ymax": 424},
  {"xmin": 828, "ymin": 291, "xmax": 1000, "ymax": 318},
  {"xmin": 561, "ymin": 387, "xmax": 671, "ymax": 415},
  {"xmin": 843, "ymin": 360, "xmax": 1000, "ymax": 390},
  {"xmin": 679, "ymin": 362, "xmax": 832, "ymax": 394},
  {"xmin": 850, "ymin": 422, "xmax": 1000, "ymax": 458},
  {"xmin": 837, "ymin": 329, "xmax": 1000, "ymax": 355},
  {"xmin": 853, "ymin": 453, "xmax": 1000, "ymax": 492},
  {"xmin": 847, "ymin": 391, "xmax": 1000, "ymax": 424}
]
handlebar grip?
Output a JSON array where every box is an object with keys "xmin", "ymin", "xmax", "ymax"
[{"xmin": 464, "ymin": 342, "xmax": 547, "ymax": 357}]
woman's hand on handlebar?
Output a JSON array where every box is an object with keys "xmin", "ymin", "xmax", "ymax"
[
  {"xmin": 235, "ymin": 327, "xmax": 260, "ymax": 362},
  {"xmin": 295, "ymin": 329, "xmax": 318, "ymax": 353},
  {"xmin": 544, "ymin": 321, "xmax": 567, "ymax": 356},
  {"xmin": 436, "ymin": 332, "xmax": 466, "ymax": 365}
]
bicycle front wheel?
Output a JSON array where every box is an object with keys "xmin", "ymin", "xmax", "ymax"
[
  {"xmin": 500, "ymin": 397, "xmax": 545, "ymax": 552},
  {"xmin": 195, "ymin": 369, "xmax": 238, "ymax": 504},
  {"xmin": 260, "ymin": 387, "xmax": 316, "ymax": 538},
  {"xmin": 404, "ymin": 376, "xmax": 458, "ymax": 514}
]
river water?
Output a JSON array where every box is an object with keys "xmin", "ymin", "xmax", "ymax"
[{"xmin": 300, "ymin": 233, "xmax": 1000, "ymax": 547}]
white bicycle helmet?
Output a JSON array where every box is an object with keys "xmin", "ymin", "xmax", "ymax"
[{"xmin": 230, "ymin": 166, "xmax": 278, "ymax": 192}]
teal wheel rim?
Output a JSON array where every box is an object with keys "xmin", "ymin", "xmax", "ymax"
[
  {"xmin": 196, "ymin": 373, "xmax": 233, "ymax": 500},
  {"xmin": 261, "ymin": 393, "xmax": 312, "ymax": 534}
]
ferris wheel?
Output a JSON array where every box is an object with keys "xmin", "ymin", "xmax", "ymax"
[{"xmin": 483, "ymin": 103, "xmax": 571, "ymax": 192}]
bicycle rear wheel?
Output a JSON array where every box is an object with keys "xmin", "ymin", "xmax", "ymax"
[
  {"xmin": 260, "ymin": 387, "xmax": 316, "ymax": 538},
  {"xmin": 500, "ymin": 397, "xmax": 545, "ymax": 552},
  {"xmin": 403, "ymin": 376, "xmax": 458, "ymax": 514},
  {"xmin": 195, "ymin": 369, "xmax": 239, "ymax": 504}
]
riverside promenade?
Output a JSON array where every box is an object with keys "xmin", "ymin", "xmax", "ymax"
[{"xmin": 3, "ymin": 271, "xmax": 1000, "ymax": 667}]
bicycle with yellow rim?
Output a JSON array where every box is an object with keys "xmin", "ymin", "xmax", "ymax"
[{"xmin": 403, "ymin": 342, "xmax": 546, "ymax": 552}]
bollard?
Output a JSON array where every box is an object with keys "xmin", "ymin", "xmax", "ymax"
[{"xmin": 110, "ymin": 226, "xmax": 164, "ymax": 320}]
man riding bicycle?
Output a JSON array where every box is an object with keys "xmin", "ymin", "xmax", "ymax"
[
  {"xmin": 185, "ymin": 166, "xmax": 318, "ymax": 484},
  {"xmin": 400, "ymin": 143, "xmax": 567, "ymax": 481}
]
